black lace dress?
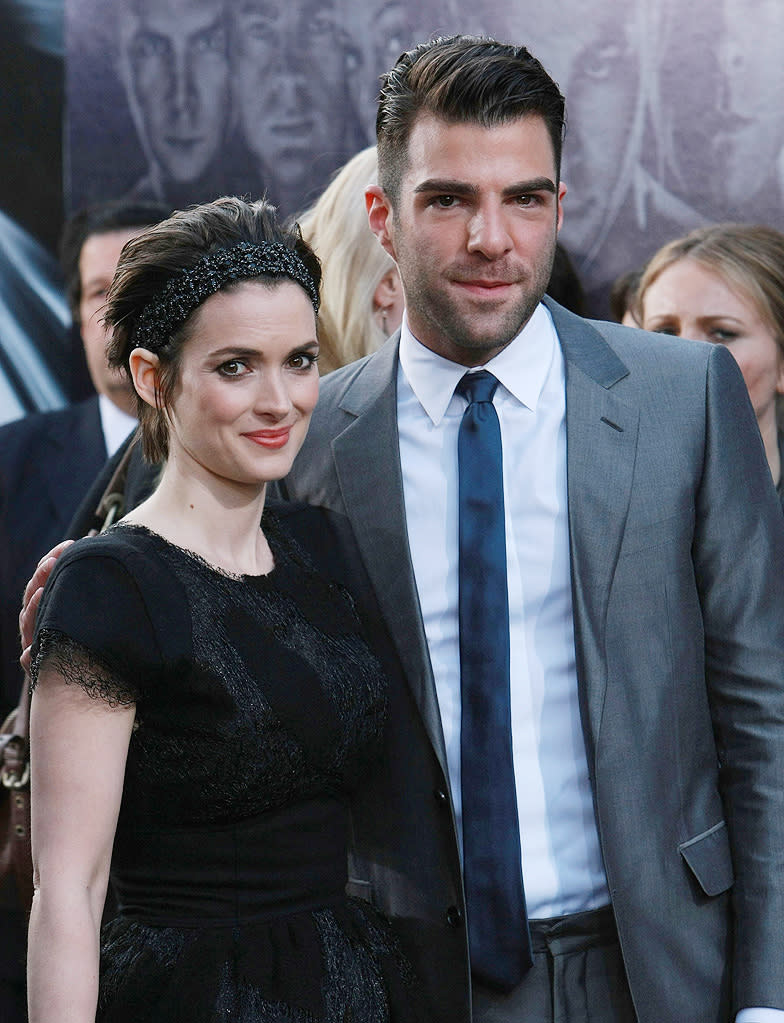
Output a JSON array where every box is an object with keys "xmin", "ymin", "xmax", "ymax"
[{"xmin": 30, "ymin": 509, "xmax": 427, "ymax": 1023}]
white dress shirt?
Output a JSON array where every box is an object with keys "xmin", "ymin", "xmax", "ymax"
[
  {"xmin": 397, "ymin": 303, "xmax": 608, "ymax": 919},
  {"xmin": 98, "ymin": 393, "xmax": 137, "ymax": 457},
  {"xmin": 397, "ymin": 305, "xmax": 779, "ymax": 1021}
]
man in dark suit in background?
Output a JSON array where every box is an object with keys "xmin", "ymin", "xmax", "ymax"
[
  {"xmin": 0, "ymin": 199, "xmax": 168, "ymax": 717},
  {"xmin": 0, "ymin": 197, "xmax": 167, "ymax": 1023},
  {"xmin": 0, "ymin": 198, "xmax": 168, "ymax": 1023},
  {"xmin": 278, "ymin": 36, "xmax": 784, "ymax": 1023}
]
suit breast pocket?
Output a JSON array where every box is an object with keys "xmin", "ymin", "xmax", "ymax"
[{"xmin": 678, "ymin": 821, "xmax": 734, "ymax": 897}]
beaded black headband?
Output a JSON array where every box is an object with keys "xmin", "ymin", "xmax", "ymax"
[{"xmin": 131, "ymin": 241, "xmax": 320, "ymax": 352}]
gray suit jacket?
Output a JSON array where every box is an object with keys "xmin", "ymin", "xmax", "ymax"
[{"xmin": 279, "ymin": 298, "xmax": 784, "ymax": 1023}]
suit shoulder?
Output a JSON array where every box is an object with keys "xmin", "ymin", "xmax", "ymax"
[
  {"xmin": 317, "ymin": 353, "xmax": 375, "ymax": 405},
  {"xmin": 0, "ymin": 400, "xmax": 98, "ymax": 460},
  {"xmin": 587, "ymin": 317, "xmax": 713, "ymax": 373},
  {"xmin": 0, "ymin": 406, "xmax": 72, "ymax": 476}
]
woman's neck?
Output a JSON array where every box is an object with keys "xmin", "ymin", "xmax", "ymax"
[{"xmin": 122, "ymin": 457, "xmax": 274, "ymax": 576}]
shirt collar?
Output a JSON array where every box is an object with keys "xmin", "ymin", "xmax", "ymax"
[
  {"xmin": 98, "ymin": 393, "xmax": 137, "ymax": 457},
  {"xmin": 398, "ymin": 302, "xmax": 559, "ymax": 425}
]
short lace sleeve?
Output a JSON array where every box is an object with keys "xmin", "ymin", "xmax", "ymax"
[
  {"xmin": 31, "ymin": 544, "xmax": 163, "ymax": 706},
  {"xmin": 32, "ymin": 630, "xmax": 139, "ymax": 706}
]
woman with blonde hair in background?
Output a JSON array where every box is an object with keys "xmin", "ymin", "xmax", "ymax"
[
  {"xmin": 637, "ymin": 223, "xmax": 784, "ymax": 502},
  {"xmin": 298, "ymin": 146, "xmax": 403, "ymax": 374}
]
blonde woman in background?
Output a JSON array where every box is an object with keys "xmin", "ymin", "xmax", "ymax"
[
  {"xmin": 298, "ymin": 146, "xmax": 403, "ymax": 374},
  {"xmin": 637, "ymin": 223, "xmax": 784, "ymax": 502}
]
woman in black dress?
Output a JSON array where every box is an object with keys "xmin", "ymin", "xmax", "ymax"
[{"xmin": 27, "ymin": 198, "xmax": 427, "ymax": 1022}]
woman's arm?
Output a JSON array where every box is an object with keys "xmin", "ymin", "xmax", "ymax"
[{"xmin": 27, "ymin": 665, "xmax": 135, "ymax": 1023}]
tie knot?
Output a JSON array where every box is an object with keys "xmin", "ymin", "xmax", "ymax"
[{"xmin": 456, "ymin": 370, "xmax": 498, "ymax": 405}]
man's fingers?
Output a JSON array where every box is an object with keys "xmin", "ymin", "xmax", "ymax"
[
  {"xmin": 19, "ymin": 585, "xmax": 44, "ymax": 673},
  {"xmin": 22, "ymin": 540, "xmax": 74, "ymax": 607}
]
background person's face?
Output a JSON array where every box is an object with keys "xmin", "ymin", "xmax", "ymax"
[
  {"xmin": 475, "ymin": 6, "xmax": 644, "ymax": 256},
  {"xmin": 714, "ymin": 0, "xmax": 784, "ymax": 205},
  {"xmin": 641, "ymin": 258, "xmax": 784, "ymax": 432},
  {"xmin": 233, "ymin": 0, "xmax": 347, "ymax": 192},
  {"xmin": 120, "ymin": 0, "xmax": 230, "ymax": 185},
  {"xmin": 79, "ymin": 227, "xmax": 146, "ymax": 411},
  {"xmin": 342, "ymin": 0, "xmax": 450, "ymax": 143},
  {"xmin": 555, "ymin": 13, "xmax": 644, "ymax": 254}
]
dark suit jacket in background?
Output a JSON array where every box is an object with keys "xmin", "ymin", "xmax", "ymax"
[
  {"xmin": 0, "ymin": 396, "xmax": 108, "ymax": 715},
  {"xmin": 277, "ymin": 298, "xmax": 784, "ymax": 1023}
]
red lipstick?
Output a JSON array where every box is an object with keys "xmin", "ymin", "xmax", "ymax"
[{"xmin": 242, "ymin": 428, "xmax": 291, "ymax": 449}]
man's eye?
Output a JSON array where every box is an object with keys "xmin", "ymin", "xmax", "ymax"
[
  {"xmin": 435, "ymin": 196, "xmax": 457, "ymax": 208},
  {"xmin": 132, "ymin": 34, "xmax": 168, "ymax": 60},
  {"xmin": 583, "ymin": 44, "xmax": 622, "ymax": 81},
  {"xmin": 243, "ymin": 17, "xmax": 276, "ymax": 42},
  {"xmin": 194, "ymin": 26, "xmax": 227, "ymax": 54}
]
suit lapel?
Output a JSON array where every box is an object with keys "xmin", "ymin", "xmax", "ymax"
[
  {"xmin": 330, "ymin": 337, "xmax": 449, "ymax": 773},
  {"xmin": 326, "ymin": 307, "xmax": 640, "ymax": 769},
  {"xmin": 546, "ymin": 300, "xmax": 640, "ymax": 751},
  {"xmin": 42, "ymin": 397, "xmax": 106, "ymax": 530}
]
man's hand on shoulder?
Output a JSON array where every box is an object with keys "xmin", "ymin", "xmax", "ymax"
[{"xmin": 19, "ymin": 540, "xmax": 74, "ymax": 672}]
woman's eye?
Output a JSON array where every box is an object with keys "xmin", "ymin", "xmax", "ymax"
[
  {"xmin": 712, "ymin": 329, "xmax": 738, "ymax": 343},
  {"xmin": 218, "ymin": 360, "xmax": 248, "ymax": 377},
  {"xmin": 288, "ymin": 352, "xmax": 318, "ymax": 370}
]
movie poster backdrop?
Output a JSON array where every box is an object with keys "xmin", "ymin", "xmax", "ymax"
[{"xmin": 66, "ymin": 0, "xmax": 784, "ymax": 316}]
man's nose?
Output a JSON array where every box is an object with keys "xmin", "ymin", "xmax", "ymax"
[
  {"xmin": 170, "ymin": 52, "xmax": 198, "ymax": 121},
  {"xmin": 466, "ymin": 205, "xmax": 514, "ymax": 260}
]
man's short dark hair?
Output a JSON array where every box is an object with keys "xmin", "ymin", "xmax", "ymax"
[
  {"xmin": 376, "ymin": 35, "xmax": 566, "ymax": 202},
  {"xmin": 59, "ymin": 199, "xmax": 171, "ymax": 321}
]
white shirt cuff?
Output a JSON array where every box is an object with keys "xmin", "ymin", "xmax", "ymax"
[{"xmin": 736, "ymin": 1010, "xmax": 784, "ymax": 1022}]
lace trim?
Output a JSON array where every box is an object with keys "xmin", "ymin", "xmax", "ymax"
[{"xmin": 32, "ymin": 629, "xmax": 139, "ymax": 707}]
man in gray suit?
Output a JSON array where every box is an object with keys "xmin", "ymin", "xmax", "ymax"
[{"xmin": 278, "ymin": 36, "xmax": 784, "ymax": 1023}]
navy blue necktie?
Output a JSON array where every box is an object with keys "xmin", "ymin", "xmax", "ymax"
[{"xmin": 456, "ymin": 370, "xmax": 533, "ymax": 991}]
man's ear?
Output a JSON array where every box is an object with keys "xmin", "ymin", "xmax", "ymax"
[
  {"xmin": 365, "ymin": 185, "xmax": 397, "ymax": 260},
  {"xmin": 556, "ymin": 181, "xmax": 567, "ymax": 233},
  {"xmin": 128, "ymin": 347, "xmax": 162, "ymax": 410}
]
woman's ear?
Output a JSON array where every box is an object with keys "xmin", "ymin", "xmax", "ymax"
[{"xmin": 128, "ymin": 348, "xmax": 161, "ymax": 409}]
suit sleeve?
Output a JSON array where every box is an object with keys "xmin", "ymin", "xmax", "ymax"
[{"xmin": 693, "ymin": 343, "xmax": 784, "ymax": 1009}]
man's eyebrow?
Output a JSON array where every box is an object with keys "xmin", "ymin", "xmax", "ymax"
[
  {"xmin": 502, "ymin": 177, "xmax": 557, "ymax": 196},
  {"xmin": 414, "ymin": 179, "xmax": 479, "ymax": 196},
  {"xmin": 413, "ymin": 177, "xmax": 557, "ymax": 196}
]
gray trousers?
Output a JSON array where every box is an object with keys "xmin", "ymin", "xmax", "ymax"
[{"xmin": 472, "ymin": 905, "xmax": 636, "ymax": 1023}]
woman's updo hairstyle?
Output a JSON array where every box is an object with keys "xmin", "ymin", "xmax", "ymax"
[{"xmin": 104, "ymin": 196, "xmax": 321, "ymax": 463}]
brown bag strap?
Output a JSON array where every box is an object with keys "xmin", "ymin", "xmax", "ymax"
[
  {"xmin": 87, "ymin": 434, "xmax": 139, "ymax": 537},
  {"xmin": 1, "ymin": 675, "xmax": 30, "ymax": 790}
]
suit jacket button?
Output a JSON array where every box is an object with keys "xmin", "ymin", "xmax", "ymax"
[
  {"xmin": 434, "ymin": 788, "xmax": 448, "ymax": 806},
  {"xmin": 446, "ymin": 905, "xmax": 463, "ymax": 928}
]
